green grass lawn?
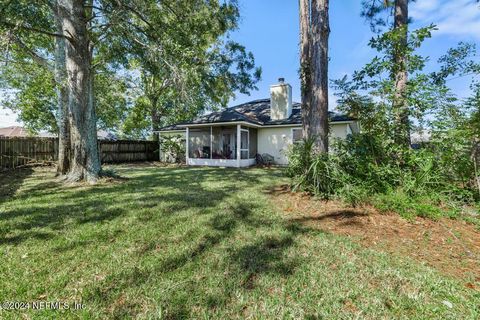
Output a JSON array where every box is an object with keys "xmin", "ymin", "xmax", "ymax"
[{"xmin": 0, "ymin": 165, "xmax": 478, "ymax": 319}]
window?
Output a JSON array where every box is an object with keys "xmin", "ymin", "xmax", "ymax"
[
  {"xmin": 240, "ymin": 129, "xmax": 249, "ymax": 159},
  {"xmin": 292, "ymin": 128, "xmax": 303, "ymax": 144}
]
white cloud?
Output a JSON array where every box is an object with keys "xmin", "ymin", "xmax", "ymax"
[
  {"xmin": 0, "ymin": 91, "xmax": 22, "ymax": 127},
  {"xmin": 0, "ymin": 109, "xmax": 22, "ymax": 127},
  {"xmin": 411, "ymin": 0, "xmax": 440, "ymax": 19},
  {"xmin": 411, "ymin": 0, "xmax": 480, "ymax": 40}
]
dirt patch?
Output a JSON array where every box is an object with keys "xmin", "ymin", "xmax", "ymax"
[{"xmin": 268, "ymin": 185, "xmax": 480, "ymax": 286}]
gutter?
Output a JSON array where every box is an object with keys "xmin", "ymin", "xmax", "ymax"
[{"xmin": 154, "ymin": 120, "xmax": 356, "ymax": 132}]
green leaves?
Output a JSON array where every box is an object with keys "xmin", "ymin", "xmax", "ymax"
[
  {"xmin": 0, "ymin": 0, "xmax": 261, "ymax": 138},
  {"xmin": 121, "ymin": 0, "xmax": 261, "ymax": 134},
  {"xmin": 0, "ymin": 55, "xmax": 57, "ymax": 133}
]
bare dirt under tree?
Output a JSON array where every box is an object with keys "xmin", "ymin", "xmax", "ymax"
[{"xmin": 268, "ymin": 185, "xmax": 480, "ymax": 289}]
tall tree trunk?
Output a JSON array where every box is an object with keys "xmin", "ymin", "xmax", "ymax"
[
  {"xmin": 299, "ymin": 0, "xmax": 330, "ymax": 153},
  {"xmin": 300, "ymin": 0, "xmax": 311, "ymax": 140},
  {"xmin": 59, "ymin": 0, "xmax": 101, "ymax": 182},
  {"xmin": 54, "ymin": 2, "xmax": 70, "ymax": 175},
  {"xmin": 310, "ymin": 0, "xmax": 329, "ymax": 153},
  {"xmin": 393, "ymin": 0, "xmax": 410, "ymax": 147}
]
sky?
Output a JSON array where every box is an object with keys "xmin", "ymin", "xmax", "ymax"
[
  {"xmin": 229, "ymin": 0, "xmax": 480, "ymax": 106},
  {"xmin": 1, "ymin": 0, "xmax": 479, "ymax": 127}
]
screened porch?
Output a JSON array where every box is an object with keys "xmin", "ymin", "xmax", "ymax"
[{"xmin": 186, "ymin": 125, "xmax": 257, "ymax": 167}]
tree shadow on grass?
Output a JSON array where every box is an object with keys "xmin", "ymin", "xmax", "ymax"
[
  {"xmin": 290, "ymin": 210, "xmax": 367, "ymax": 222},
  {"xmin": 0, "ymin": 167, "xmax": 264, "ymax": 247},
  {"xmin": 229, "ymin": 235, "xmax": 296, "ymax": 290},
  {"xmin": 1, "ymin": 166, "xmax": 301, "ymax": 318},
  {"xmin": 82, "ymin": 197, "xmax": 277, "ymax": 315},
  {"xmin": 83, "ymin": 194, "xmax": 303, "ymax": 318},
  {"xmin": 0, "ymin": 168, "xmax": 34, "ymax": 201},
  {"xmin": 0, "ymin": 230, "xmax": 54, "ymax": 245}
]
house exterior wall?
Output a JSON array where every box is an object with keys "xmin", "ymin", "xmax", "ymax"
[
  {"xmin": 159, "ymin": 122, "xmax": 357, "ymax": 166},
  {"xmin": 257, "ymin": 123, "xmax": 353, "ymax": 165},
  {"xmin": 257, "ymin": 127, "xmax": 292, "ymax": 165}
]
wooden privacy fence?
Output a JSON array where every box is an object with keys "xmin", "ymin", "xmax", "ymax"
[
  {"xmin": 100, "ymin": 140, "xmax": 158, "ymax": 163},
  {"xmin": 0, "ymin": 137, "xmax": 159, "ymax": 169}
]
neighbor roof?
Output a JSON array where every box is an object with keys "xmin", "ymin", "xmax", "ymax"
[
  {"xmin": 0, "ymin": 126, "xmax": 29, "ymax": 137},
  {"xmin": 158, "ymin": 99, "xmax": 355, "ymax": 131}
]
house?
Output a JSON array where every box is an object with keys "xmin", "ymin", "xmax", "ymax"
[
  {"xmin": 0, "ymin": 126, "xmax": 117, "ymax": 140},
  {"xmin": 0, "ymin": 126, "xmax": 28, "ymax": 137},
  {"xmin": 157, "ymin": 79, "xmax": 359, "ymax": 167},
  {"xmin": 0, "ymin": 126, "xmax": 56, "ymax": 138}
]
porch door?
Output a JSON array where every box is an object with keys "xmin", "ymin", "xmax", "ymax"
[
  {"xmin": 222, "ymin": 133, "xmax": 235, "ymax": 159},
  {"xmin": 240, "ymin": 129, "xmax": 249, "ymax": 159}
]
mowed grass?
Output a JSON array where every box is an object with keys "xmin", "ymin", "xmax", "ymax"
[{"xmin": 0, "ymin": 165, "xmax": 478, "ymax": 319}]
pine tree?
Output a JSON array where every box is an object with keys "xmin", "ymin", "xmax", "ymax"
[{"xmin": 299, "ymin": 0, "xmax": 330, "ymax": 153}]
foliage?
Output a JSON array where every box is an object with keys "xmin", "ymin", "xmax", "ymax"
[
  {"xmin": 159, "ymin": 134, "xmax": 185, "ymax": 163},
  {"xmin": 0, "ymin": 59, "xmax": 129, "ymax": 134},
  {"xmin": 0, "ymin": 0, "xmax": 261, "ymax": 138},
  {"xmin": 320, "ymin": 22, "xmax": 480, "ymax": 220},
  {"xmin": 0, "ymin": 60, "xmax": 57, "ymax": 133},
  {"xmin": 333, "ymin": 26, "xmax": 440, "ymax": 143},
  {"xmin": 113, "ymin": 0, "xmax": 262, "ymax": 135},
  {"xmin": 361, "ymin": 0, "xmax": 417, "ymax": 33},
  {"xmin": 287, "ymin": 135, "xmax": 478, "ymax": 219},
  {"xmin": 0, "ymin": 1, "xmax": 131, "ymax": 135}
]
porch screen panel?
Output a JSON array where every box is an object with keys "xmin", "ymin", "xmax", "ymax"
[
  {"xmin": 240, "ymin": 130, "xmax": 249, "ymax": 159},
  {"xmin": 211, "ymin": 126, "xmax": 237, "ymax": 160},
  {"xmin": 248, "ymin": 128, "xmax": 257, "ymax": 159},
  {"xmin": 211, "ymin": 127, "xmax": 222, "ymax": 159},
  {"xmin": 188, "ymin": 128, "xmax": 211, "ymax": 159}
]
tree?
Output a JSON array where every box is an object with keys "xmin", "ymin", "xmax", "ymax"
[
  {"xmin": 0, "ymin": 1, "xmax": 72, "ymax": 174},
  {"xmin": 299, "ymin": 0, "xmax": 330, "ymax": 153},
  {"xmin": 119, "ymin": 0, "xmax": 260, "ymax": 139},
  {"xmin": 429, "ymin": 42, "xmax": 480, "ymax": 195},
  {"xmin": 56, "ymin": 0, "xmax": 100, "ymax": 182},
  {"xmin": 333, "ymin": 25, "xmax": 437, "ymax": 141},
  {"xmin": 0, "ymin": 1, "xmax": 144, "ymax": 181},
  {"xmin": 1, "ymin": 0, "xmax": 259, "ymax": 182},
  {"xmin": 53, "ymin": 3, "xmax": 70, "ymax": 175},
  {"xmin": 392, "ymin": 0, "xmax": 410, "ymax": 146},
  {"xmin": 361, "ymin": 0, "xmax": 413, "ymax": 147}
]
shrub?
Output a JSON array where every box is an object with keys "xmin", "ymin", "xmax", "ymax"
[
  {"xmin": 159, "ymin": 135, "xmax": 185, "ymax": 163},
  {"xmin": 286, "ymin": 133, "xmax": 478, "ymax": 218}
]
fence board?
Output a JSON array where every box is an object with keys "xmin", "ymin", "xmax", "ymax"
[{"xmin": 0, "ymin": 137, "xmax": 158, "ymax": 169}]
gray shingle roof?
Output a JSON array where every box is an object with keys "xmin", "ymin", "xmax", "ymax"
[{"xmin": 158, "ymin": 98, "xmax": 355, "ymax": 131}]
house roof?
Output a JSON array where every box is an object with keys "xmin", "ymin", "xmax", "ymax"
[
  {"xmin": 0, "ymin": 126, "xmax": 116, "ymax": 140},
  {"xmin": 0, "ymin": 126, "xmax": 30, "ymax": 137},
  {"xmin": 158, "ymin": 99, "xmax": 355, "ymax": 131}
]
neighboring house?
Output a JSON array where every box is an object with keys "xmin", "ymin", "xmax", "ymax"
[
  {"xmin": 97, "ymin": 130, "xmax": 118, "ymax": 141},
  {"xmin": 0, "ymin": 126, "xmax": 29, "ymax": 137},
  {"xmin": 0, "ymin": 126, "xmax": 117, "ymax": 140},
  {"xmin": 411, "ymin": 130, "xmax": 431, "ymax": 149},
  {"xmin": 0, "ymin": 126, "xmax": 56, "ymax": 138},
  {"xmin": 157, "ymin": 79, "xmax": 360, "ymax": 167}
]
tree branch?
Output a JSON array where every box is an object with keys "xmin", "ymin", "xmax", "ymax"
[
  {"xmin": 11, "ymin": 35, "xmax": 54, "ymax": 71},
  {"xmin": 1, "ymin": 20, "xmax": 69, "ymax": 40}
]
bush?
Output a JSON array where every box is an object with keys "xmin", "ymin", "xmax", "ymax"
[
  {"xmin": 286, "ymin": 133, "xmax": 478, "ymax": 218},
  {"xmin": 159, "ymin": 135, "xmax": 185, "ymax": 163},
  {"xmin": 372, "ymin": 191, "xmax": 443, "ymax": 220}
]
